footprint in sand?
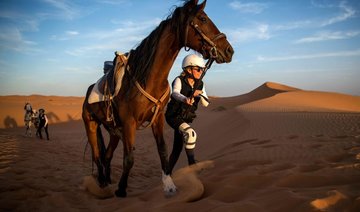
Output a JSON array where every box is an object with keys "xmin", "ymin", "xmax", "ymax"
[
  {"xmin": 310, "ymin": 144, "xmax": 323, "ymax": 149},
  {"xmin": 251, "ymin": 139, "xmax": 271, "ymax": 145},
  {"xmin": 259, "ymin": 163, "xmax": 295, "ymax": 175},
  {"xmin": 297, "ymin": 164, "xmax": 323, "ymax": 172},
  {"xmin": 287, "ymin": 135, "xmax": 299, "ymax": 139},
  {"xmin": 262, "ymin": 144, "xmax": 278, "ymax": 148}
]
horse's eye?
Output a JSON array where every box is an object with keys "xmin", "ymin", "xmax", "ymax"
[{"xmin": 198, "ymin": 16, "xmax": 207, "ymax": 23}]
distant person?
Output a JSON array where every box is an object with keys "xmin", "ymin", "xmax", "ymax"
[
  {"xmin": 165, "ymin": 54, "xmax": 210, "ymax": 174},
  {"xmin": 24, "ymin": 102, "xmax": 33, "ymax": 113},
  {"xmin": 103, "ymin": 61, "xmax": 113, "ymax": 74},
  {"xmin": 32, "ymin": 110, "xmax": 40, "ymax": 130},
  {"xmin": 36, "ymin": 109, "xmax": 50, "ymax": 140}
]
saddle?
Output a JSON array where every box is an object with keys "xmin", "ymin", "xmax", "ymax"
[
  {"xmin": 98, "ymin": 52, "xmax": 128, "ymax": 96},
  {"xmin": 88, "ymin": 52, "xmax": 128, "ymax": 104}
]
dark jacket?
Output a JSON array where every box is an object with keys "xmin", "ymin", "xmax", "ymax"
[{"xmin": 166, "ymin": 75, "xmax": 203, "ymax": 124}]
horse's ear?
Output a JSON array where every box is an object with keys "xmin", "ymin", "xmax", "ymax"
[
  {"xmin": 191, "ymin": 0, "xmax": 207, "ymax": 9},
  {"xmin": 198, "ymin": 0, "xmax": 207, "ymax": 10},
  {"xmin": 185, "ymin": 0, "xmax": 206, "ymax": 12},
  {"xmin": 190, "ymin": 0, "xmax": 199, "ymax": 5}
]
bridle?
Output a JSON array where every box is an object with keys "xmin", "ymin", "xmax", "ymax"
[{"xmin": 184, "ymin": 20, "xmax": 227, "ymax": 59}]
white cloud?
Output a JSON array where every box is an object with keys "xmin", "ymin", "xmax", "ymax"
[
  {"xmin": 64, "ymin": 18, "xmax": 161, "ymax": 56},
  {"xmin": 310, "ymin": 0, "xmax": 336, "ymax": 8},
  {"xmin": 227, "ymin": 24, "xmax": 270, "ymax": 43},
  {"xmin": 229, "ymin": 1, "xmax": 267, "ymax": 14},
  {"xmin": 42, "ymin": 0, "xmax": 79, "ymax": 20},
  {"xmin": 0, "ymin": 27, "xmax": 38, "ymax": 52},
  {"xmin": 295, "ymin": 30, "xmax": 360, "ymax": 43},
  {"xmin": 50, "ymin": 30, "xmax": 79, "ymax": 41},
  {"xmin": 96, "ymin": 0, "xmax": 130, "ymax": 5},
  {"xmin": 274, "ymin": 1, "xmax": 357, "ymax": 31},
  {"xmin": 321, "ymin": 1, "xmax": 356, "ymax": 26},
  {"xmin": 257, "ymin": 49, "xmax": 360, "ymax": 62},
  {"xmin": 273, "ymin": 20, "xmax": 314, "ymax": 31},
  {"xmin": 0, "ymin": 9, "xmax": 40, "ymax": 32},
  {"xmin": 66, "ymin": 30, "xmax": 79, "ymax": 36}
]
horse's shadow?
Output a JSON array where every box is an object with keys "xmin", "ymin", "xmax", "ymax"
[
  {"xmin": 4, "ymin": 116, "xmax": 18, "ymax": 128},
  {"xmin": 46, "ymin": 112, "xmax": 60, "ymax": 123}
]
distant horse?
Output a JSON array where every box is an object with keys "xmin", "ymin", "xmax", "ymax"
[
  {"xmin": 24, "ymin": 110, "xmax": 34, "ymax": 136},
  {"xmin": 82, "ymin": 0, "xmax": 234, "ymax": 198}
]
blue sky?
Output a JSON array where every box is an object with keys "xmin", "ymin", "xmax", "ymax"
[{"xmin": 0, "ymin": 0, "xmax": 359, "ymax": 97}]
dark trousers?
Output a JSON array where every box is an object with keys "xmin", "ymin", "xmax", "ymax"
[
  {"xmin": 37, "ymin": 124, "xmax": 49, "ymax": 140},
  {"xmin": 166, "ymin": 115, "xmax": 196, "ymax": 174}
]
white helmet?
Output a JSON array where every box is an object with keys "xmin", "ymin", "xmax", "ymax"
[{"xmin": 182, "ymin": 54, "xmax": 205, "ymax": 69}]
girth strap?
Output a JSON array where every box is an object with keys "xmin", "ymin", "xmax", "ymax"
[{"xmin": 134, "ymin": 81, "xmax": 170, "ymax": 129}]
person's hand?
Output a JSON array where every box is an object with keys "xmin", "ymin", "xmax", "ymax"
[
  {"xmin": 185, "ymin": 97, "xmax": 194, "ymax": 105},
  {"xmin": 193, "ymin": 90, "xmax": 203, "ymax": 97}
]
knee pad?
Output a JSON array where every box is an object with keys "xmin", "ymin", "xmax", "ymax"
[{"xmin": 178, "ymin": 123, "xmax": 197, "ymax": 149}]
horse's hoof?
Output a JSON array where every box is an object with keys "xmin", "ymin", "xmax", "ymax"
[
  {"xmin": 115, "ymin": 189, "xmax": 127, "ymax": 198},
  {"xmin": 97, "ymin": 180, "xmax": 108, "ymax": 188},
  {"xmin": 106, "ymin": 176, "xmax": 112, "ymax": 184},
  {"xmin": 164, "ymin": 188, "xmax": 177, "ymax": 198}
]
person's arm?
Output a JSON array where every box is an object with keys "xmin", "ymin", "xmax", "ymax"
[
  {"xmin": 44, "ymin": 115, "xmax": 49, "ymax": 126},
  {"xmin": 171, "ymin": 77, "xmax": 187, "ymax": 103},
  {"xmin": 200, "ymin": 85, "xmax": 209, "ymax": 107}
]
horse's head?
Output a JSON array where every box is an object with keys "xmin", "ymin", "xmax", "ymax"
[{"xmin": 182, "ymin": 0, "xmax": 234, "ymax": 64}]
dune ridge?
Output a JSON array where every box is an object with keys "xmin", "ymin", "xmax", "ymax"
[{"xmin": 238, "ymin": 84, "xmax": 360, "ymax": 112}]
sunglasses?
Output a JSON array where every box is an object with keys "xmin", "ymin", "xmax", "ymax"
[{"xmin": 191, "ymin": 67, "xmax": 204, "ymax": 72}]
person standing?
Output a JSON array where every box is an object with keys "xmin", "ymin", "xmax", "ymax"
[
  {"xmin": 165, "ymin": 54, "xmax": 210, "ymax": 174},
  {"xmin": 36, "ymin": 108, "xmax": 50, "ymax": 140},
  {"xmin": 24, "ymin": 102, "xmax": 33, "ymax": 113}
]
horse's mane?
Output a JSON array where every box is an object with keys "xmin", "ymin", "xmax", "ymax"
[{"xmin": 126, "ymin": 0, "xmax": 196, "ymax": 88}]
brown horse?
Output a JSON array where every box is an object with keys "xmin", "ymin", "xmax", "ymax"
[{"xmin": 82, "ymin": 0, "xmax": 234, "ymax": 198}]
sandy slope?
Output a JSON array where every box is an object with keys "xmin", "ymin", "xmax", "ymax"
[{"xmin": 1, "ymin": 82, "xmax": 360, "ymax": 211}]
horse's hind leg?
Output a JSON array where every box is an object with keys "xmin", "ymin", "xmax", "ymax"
[
  {"xmin": 83, "ymin": 113, "xmax": 108, "ymax": 187},
  {"xmin": 115, "ymin": 118, "xmax": 136, "ymax": 197},
  {"xmin": 152, "ymin": 114, "xmax": 177, "ymax": 194}
]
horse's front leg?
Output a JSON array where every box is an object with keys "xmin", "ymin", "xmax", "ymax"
[
  {"xmin": 104, "ymin": 134, "xmax": 120, "ymax": 184},
  {"xmin": 115, "ymin": 118, "xmax": 136, "ymax": 198},
  {"xmin": 152, "ymin": 113, "xmax": 177, "ymax": 195}
]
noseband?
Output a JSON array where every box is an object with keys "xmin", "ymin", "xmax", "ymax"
[{"xmin": 184, "ymin": 21, "xmax": 226, "ymax": 58}]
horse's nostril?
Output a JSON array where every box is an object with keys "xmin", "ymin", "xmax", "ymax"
[{"xmin": 226, "ymin": 45, "xmax": 234, "ymax": 55}]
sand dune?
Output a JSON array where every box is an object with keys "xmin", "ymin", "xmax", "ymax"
[
  {"xmin": 237, "ymin": 82, "xmax": 360, "ymax": 112},
  {"xmin": 1, "ymin": 82, "xmax": 360, "ymax": 211}
]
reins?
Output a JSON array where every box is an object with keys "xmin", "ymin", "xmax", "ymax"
[{"xmin": 134, "ymin": 81, "xmax": 170, "ymax": 129}]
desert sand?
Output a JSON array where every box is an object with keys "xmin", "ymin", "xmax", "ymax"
[{"xmin": 1, "ymin": 82, "xmax": 360, "ymax": 211}]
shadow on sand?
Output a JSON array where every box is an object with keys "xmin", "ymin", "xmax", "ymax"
[{"xmin": 3, "ymin": 116, "xmax": 18, "ymax": 129}]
